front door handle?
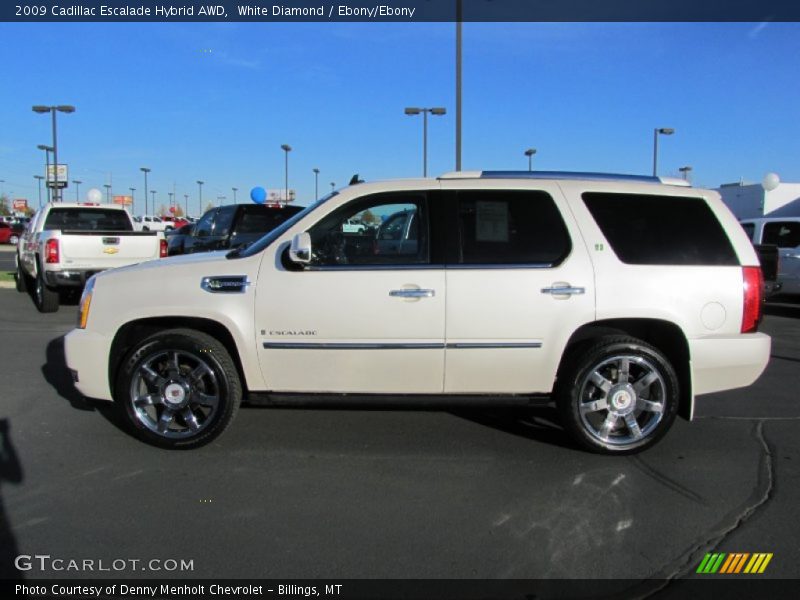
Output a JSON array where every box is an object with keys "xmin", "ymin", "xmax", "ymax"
[
  {"xmin": 541, "ymin": 285, "xmax": 585, "ymax": 296},
  {"xmin": 389, "ymin": 289, "xmax": 435, "ymax": 298}
]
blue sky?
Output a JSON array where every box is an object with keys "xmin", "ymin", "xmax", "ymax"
[{"xmin": 1, "ymin": 21, "xmax": 799, "ymax": 215}]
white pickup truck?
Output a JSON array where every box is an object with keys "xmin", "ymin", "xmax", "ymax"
[{"xmin": 16, "ymin": 203, "xmax": 166, "ymax": 313}]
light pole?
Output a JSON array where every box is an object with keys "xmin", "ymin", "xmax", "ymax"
[
  {"xmin": 456, "ymin": 0, "xmax": 462, "ymax": 171},
  {"xmin": 103, "ymin": 183, "xmax": 112, "ymax": 203},
  {"xmin": 312, "ymin": 168, "xmax": 320, "ymax": 200},
  {"xmin": 652, "ymin": 127, "xmax": 675, "ymax": 177},
  {"xmin": 280, "ymin": 144, "xmax": 292, "ymax": 204},
  {"xmin": 32, "ymin": 105, "xmax": 75, "ymax": 202},
  {"xmin": 34, "ymin": 175, "xmax": 44, "ymax": 208},
  {"xmin": 524, "ymin": 148, "xmax": 537, "ymax": 172},
  {"xmin": 73, "ymin": 180, "xmax": 82, "ymax": 201},
  {"xmin": 140, "ymin": 167, "xmax": 151, "ymax": 214},
  {"xmin": 168, "ymin": 191, "xmax": 174, "ymax": 212},
  {"xmin": 404, "ymin": 107, "xmax": 446, "ymax": 177},
  {"xmin": 679, "ymin": 166, "xmax": 693, "ymax": 181},
  {"xmin": 197, "ymin": 181, "xmax": 204, "ymax": 214},
  {"xmin": 217, "ymin": 195, "xmax": 226, "ymax": 206},
  {"xmin": 129, "ymin": 187, "xmax": 135, "ymax": 214},
  {"xmin": 232, "ymin": 187, "xmax": 238, "ymax": 204},
  {"xmin": 37, "ymin": 144, "xmax": 53, "ymax": 203},
  {"xmin": 330, "ymin": 182, "xmax": 335, "ymax": 193}
]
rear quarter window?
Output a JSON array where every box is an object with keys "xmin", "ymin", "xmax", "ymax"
[{"xmin": 582, "ymin": 192, "xmax": 738, "ymax": 266}]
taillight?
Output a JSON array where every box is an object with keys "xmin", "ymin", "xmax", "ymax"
[
  {"xmin": 159, "ymin": 238, "xmax": 168, "ymax": 258},
  {"xmin": 741, "ymin": 266, "xmax": 763, "ymax": 333},
  {"xmin": 45, "ymin": 239, "xmax": 59, "ymax": 264}
]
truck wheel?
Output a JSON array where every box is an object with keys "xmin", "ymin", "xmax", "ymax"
[
  {"xmin": 114, "ymin": 329, "xmax": 241, "ymax": 449},
  {"xmin": 34, "ymin": 268, "xmax": 60, "ymax": 313},
  {"xmin": 15, "ymin": 260, "xmax": 29, "ymax": 293},
  {"xmin": 556, "ymin": 336, "xmax": 679, "ymax": 455}
]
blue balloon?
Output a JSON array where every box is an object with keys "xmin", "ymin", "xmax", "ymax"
[{"xmin": 250, "ymin": 186, "xmax": 266, "ymax": 204}]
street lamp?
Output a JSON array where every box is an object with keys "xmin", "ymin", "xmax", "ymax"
[
  {"xmin": 103, "ymin": 183, "xmax": 112, "ymax": 203},
  {"xmin": 217, "ymin": 195, "xmax": 226, "ymax": 206},
  {"xmin": 404, "ymin": 107, "xmax": 446, "ymax": 177},
  {"xmin": 652, "ymin": 127, "xmax": 675, "ymax": 177},
  {"xmin": 232, "ymin": 187, "xmax": 238, "ymax": 204},
  {"xmin": 32, "ymin": 105, "xmax": 75, "ymax": 202},
  {"xmin": 129, "ymin": 187, "xmax": 136, "ymax": 214},
  {"xmin": 280, "ymin": 144, "xmax": 292, "ymax": 204},
  {"xmin": 524, "ymin": 148, "xmax": 537, "ymax": 172},
  {"xmin": 197, "ymin": 181, "xmax": 204, "ymax": 214},
  {"xmin": 168, "ymin": 191, "xmax": 174, "ymax": 211},
  {"xmin": 140, "ymin": 167, "xmax": 151, "ymax": 214},
  {"xmin": 679, "ymin": 166, "xmax": 693, "ymax": 181},
  {"xmin": 37, "ymin": 144, "xmax": 54, "ymax": 203},
  {"xmin": 330, "ymin": 182, "xmax": 335, "ymax": 193},
  {"xmin": 312, "ymin": 168, "xmax": 320, "ymax": 201},
  {"xmin": 34, "ymin": 175, "xmax": 44, "ymax": 208},
  {"xmin": 73, "ymin": 180, "xmax": 82, "ymax": 201}
]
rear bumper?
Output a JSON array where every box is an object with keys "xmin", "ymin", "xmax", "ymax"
[
  {"xmin": 64, "ymin": 328, "xmax": 114, "ymax": 401},
  {"xmin": 45, "ymin": 269, "xmax": 101, "ymax": 288},
  {"xmin": 690, "ymin": 332, "xmax": 771, "ymax": 395}
]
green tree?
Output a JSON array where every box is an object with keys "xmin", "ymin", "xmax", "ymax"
[{"xmin": 0, "ymin": 194, "xmax": 10, "ymax": 216}]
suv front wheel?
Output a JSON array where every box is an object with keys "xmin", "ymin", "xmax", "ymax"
[
  {"xmin": 557, "ymin": 336, "xmax": 679, "ymax": 454},
  {"xmin": 114, "ymin": 329, "xmax": 242, "ymax": 449}
]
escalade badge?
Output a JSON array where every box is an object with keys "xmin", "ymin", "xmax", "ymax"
[{"xmin": 201, "ymin": 276, "xmax": 250, "ymax": 293}]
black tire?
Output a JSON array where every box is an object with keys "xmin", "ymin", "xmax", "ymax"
[
  {"xmin": 15, "ymin": 259, "xmax": 29, "ymax": 293},
  {"xmin": 556, "ymin": 336, "xmax": 679, "ymax": 455},
  {"xmin": 34, "ymin": 264, "xmax": 60, "ymax": 313},
  {"xmin": 114, "ymin": 328, "xmax": 241, "ymax": 449}
]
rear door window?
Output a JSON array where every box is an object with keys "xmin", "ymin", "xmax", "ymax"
[
  {"xmin": 455, "ymin": 190, "xmax": 571, "ymax": 266},
  {"xmin": 582, "ymin": 193, "xmax": 738, "ymax": 265}
]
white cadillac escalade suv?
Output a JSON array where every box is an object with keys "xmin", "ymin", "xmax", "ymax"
[{"xmin": 64, "ymin": 171, "xmax": 771, "ymax": 454}]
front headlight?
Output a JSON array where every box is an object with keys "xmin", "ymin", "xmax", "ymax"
[{"xmin": 77, "ymin": 276, "xmax": 96, "ymax": 329}]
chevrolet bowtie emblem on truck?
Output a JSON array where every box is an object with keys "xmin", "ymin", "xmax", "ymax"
[
  {"xmin": 200, "ymin": 276, "xmax": 250, "ymax": 293},
  {"xmin": 102, "ymin": 247, "xmax": 119, "ymax": 254}
]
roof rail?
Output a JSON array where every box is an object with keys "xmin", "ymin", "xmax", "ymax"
[
  {"xmin": 482, "ymin": 170, "xmax": 662, "ymax": 183},
  {"xmin": 439, "ymin": 170, "xmax": 691, "ymax": 186}
]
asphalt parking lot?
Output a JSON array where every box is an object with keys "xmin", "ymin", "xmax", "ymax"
[{"xmin": 0, "ymin": 251, "xmax": 798, "ymax": 592}]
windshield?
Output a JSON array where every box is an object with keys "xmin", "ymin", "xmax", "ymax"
[{"xmin": 227, "ymin": 192, "xmax": 337, "ymax": 259}]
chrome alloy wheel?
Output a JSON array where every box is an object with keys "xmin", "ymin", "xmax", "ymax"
[
  {"xmin": 129, "ymin": 349, "xmax": 220, "ymax": 439},
  {"xmin": 578, "ymin": 354, "xmax": 666, "ymax": 447}
]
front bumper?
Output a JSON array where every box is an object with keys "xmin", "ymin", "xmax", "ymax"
[
  {"xmin": 690, "ymin": 332, "xmax": 771, "ymax": 396},
  {"xmin": 64, "ymin": 328, "xmax": 114, "ymax": 401}
]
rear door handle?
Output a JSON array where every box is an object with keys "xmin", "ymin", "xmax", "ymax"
[{"xmin": 389, "ymin": 289, "xmax": 435, "ymax": 298}]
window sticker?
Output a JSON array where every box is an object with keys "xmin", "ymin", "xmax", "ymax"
[{"xmin": 475, "ymin": 201, "xmax": 509, "ymax": 242}]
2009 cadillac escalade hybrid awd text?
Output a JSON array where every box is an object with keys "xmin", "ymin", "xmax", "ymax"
[{"xmin": 64, "ymin": 171, "xmax": 771, "ymax": 453}]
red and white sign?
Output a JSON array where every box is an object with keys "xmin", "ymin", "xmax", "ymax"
[
  {"xmin": 13, "ymin": 199, "xmax": 28, "ymax": 210},
  {"xmin": 113, "ymin": 195, "xmax": 133, "ymax": 206}
]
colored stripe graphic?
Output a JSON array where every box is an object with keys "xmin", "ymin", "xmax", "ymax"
[{"xmin": 698, "ymin": 552, "xmax": 773, "ymax": 574}]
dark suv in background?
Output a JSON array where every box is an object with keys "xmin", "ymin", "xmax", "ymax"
[{"xmin": 169, "ymin": 203, "xmax": 303, "ymax": 256}]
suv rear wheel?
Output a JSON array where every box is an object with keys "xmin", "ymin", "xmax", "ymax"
[
  {"xmin": 557, "ymin": 336, "xmax": 679, "ymax": 454},
  {"xmin": 114, "ymin": 329, "xmax": 241, "ymax": 449}
]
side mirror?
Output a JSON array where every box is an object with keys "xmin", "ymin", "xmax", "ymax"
[{"xmin": 290, "ymin": 232, "xmax": 312, "ymax": 264}]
